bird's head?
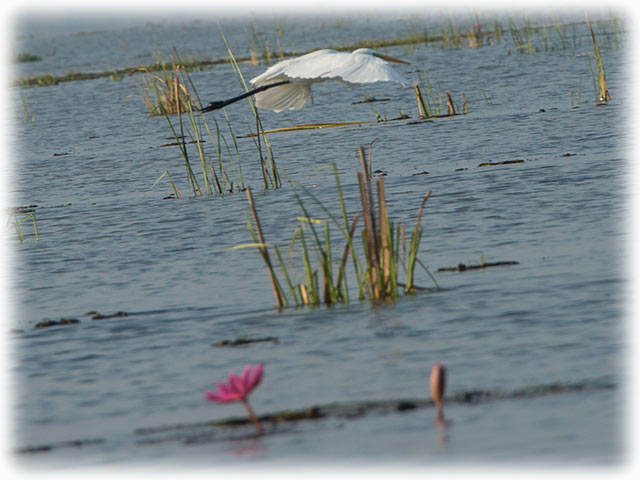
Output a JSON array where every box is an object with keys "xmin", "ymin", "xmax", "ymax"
[{"xmin": 352, "ymin": 48, "xmax": 410, "ymax": 65}]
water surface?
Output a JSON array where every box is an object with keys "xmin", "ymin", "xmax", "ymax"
[{"xmin": 8, "ymin": 12, "xmax": 627, "ymax": 467}]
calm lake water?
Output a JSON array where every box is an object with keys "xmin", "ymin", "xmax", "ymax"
[{"xmin": 6, "ymin": 10, "xmax": 629, "ymax": 469}]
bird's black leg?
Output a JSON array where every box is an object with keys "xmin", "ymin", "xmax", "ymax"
[{"xmin": 201, "ymin": 80, "xmax": 291, "ymax": 113}]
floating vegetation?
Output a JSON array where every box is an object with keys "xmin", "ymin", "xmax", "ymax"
[
  {"xmin": 215, "ymin": 336, "xmax": 279, "ymax": 347},
  {"xmin": 238, "ymin": 121, "xmax": 377, "ymax": 137},
  {"xmin": 88, "ymin": 310, "xmax": 129, "ymax": 320},
  {"xmin": 477, "ymin": 159, "xmax": 524, "ymax": 167},
  {"xmin": 34, "ymin": 318, "xmax": 80, "ymax": 328},
  {"xmin": 127, "ymin": 380, "xmax": 615, "ymax": 447},
  {"xmin": 241, "ymin": 145, "xmax": 438, "ymax": 309},
  {"xmin": 14, "ymin": 52, "xmax": 42, "ymax": 63},
  {"xmin": 437, "ymin": 260, "xmax": 519, "ymax": 272}
]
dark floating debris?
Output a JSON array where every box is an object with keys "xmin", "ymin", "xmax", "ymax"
[
  {"xmin": 17, "ymin": 381, "xmax": 614, "ymax": 452},
  {"xmin": 13, "ymin": 204, "xmax": 38, "ymax": 214},
  {"xmin": 88, "ymin": 311, "xmax": 129, "ymax": 320},
  {"xmin": 561, "ymin": 153, "xmax": 577, "ymax": 157},
  {"xmin": 477, "ymin": 160, "xmax": 524, "ymax": 167},
  {"xmin": 412, "ymin": 171, "xmax": 430, "ymax": 176},
  {"xmin": 16, "ymin": 438, "xmax": 105, "ymax": 455},
  {"xmin": 351, "ymin": 97, "xmax": 390, "ymax": 104},
  {"xmin": 34, "ymin": 318, "xmax": 80, "ymax": 328},
  {"xmin": 53, "ymin": 152, "xmax": 70, "ymax": 157},
  {"xmin": 215, "ymin": 336, "xmax": 279, "ymax": 347},
  {"xmin": 437, "ymin": 261, "xmax": 519, "ymax": 273},
  {"xmin": 132, "ymin": 380, "xmax": 615, "ymax": 447}
]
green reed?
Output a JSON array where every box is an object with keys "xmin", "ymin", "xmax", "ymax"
[
  {"xmin": 220, "ymin": 29, "xmax": 281, "ymax": 189},
  {"xmin": 585, "ymin": 12, "xmax": 611, "ymax": 105},
  {"xmin": 242, "ymin": 146, "xmax": 437, "ymax": 309},
  {"xmin": 8, "ymin": 209, "xmax": 39, "ymax": 243}
]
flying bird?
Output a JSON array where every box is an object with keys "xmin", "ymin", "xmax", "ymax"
[{"xmin": 201, "ymin": 48, "xmax": 410, "ymax": 113}]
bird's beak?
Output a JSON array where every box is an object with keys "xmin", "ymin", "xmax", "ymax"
[{"xmin": 374, "ymin": 52, "xmax": 410, "ymax": 64}]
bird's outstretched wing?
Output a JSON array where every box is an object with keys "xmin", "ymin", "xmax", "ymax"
[
  {"xmin": 248, "ymin": 49, "xmax": 408, "ymax": 111},
  {"xmin": 251, "ymin": 75, "xmax": 311, "ymax": 112},
  {"xmin": 251, "ymin": 49, "xmax": 409, "ymax": 87}
]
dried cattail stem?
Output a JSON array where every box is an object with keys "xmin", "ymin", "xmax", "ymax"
[
  {"xmin": 446, "ymin": 90, "xmax": 456, "ymax": 116},
  {"xmin": 377, "ymin": 177, "xmax": 391, "ymax": 294},
  {"xmin": 414, "ymin": 85, "xmax": 427, "ymax": 119}
]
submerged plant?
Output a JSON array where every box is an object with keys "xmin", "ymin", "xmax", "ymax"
[{"xmin": 205, "ymin": 364, "xmax": 265, "ymax": 435}]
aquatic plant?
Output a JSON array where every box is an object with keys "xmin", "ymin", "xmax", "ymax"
[
  {"xmin": 205, "ymin": 364, "xmax": 265, "ymax": 435},
  {"xmin": 413, "ymin": 77, "xmax": 466, "ymax": 120},
  {"xmin": 14, "ymin": 52, "xmax": 41, "ymax": 63},
  {"xmin": 145, "ymin": 44, "xmax": 280, "ymax": 197},
  {"xmin": 242, "ymin": 146, "xmax": 438, "ymax": 309},
  {"xmin": 7, "ymin": 208, "xmax": 39, "ymax": 243},
  {"xmin": 429, "ymin": 364, "xmax": 446, "ymax": 423},
  {"xmin": 220, "ymin": 29, "xmax": 281, "ymax": 189},
  {"xmin": 138, "ymin": 51, "xmax": 201, "ymax": 116},
  {"xmin": 584, "ymin": 12, "xmax": 611, "ymax": 105}
]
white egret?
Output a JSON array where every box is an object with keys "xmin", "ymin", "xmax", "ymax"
[{"xmin": 201, "ymin": 48, "xmax": 410, "ymax": 113}]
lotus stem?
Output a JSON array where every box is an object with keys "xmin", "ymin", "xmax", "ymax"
[{"xmin": 241, "ymin": 398, "xmax": 264, "ymax": 435}]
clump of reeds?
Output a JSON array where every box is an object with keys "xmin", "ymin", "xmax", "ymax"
[
  {"xmin": 139, "ymin": 52, "xmax": 202, "ymax": 116},
  {"xmin": 144, "ymin": 41, "xmax": 283, "ymax": 197},
  {"xmin": 220, "ymin": 29, "xmax": 281, "ymax": 189},
  {"xmin": 7, "ymin": 207, "xmax": 39, "ymax": 243},
  {"xmin": 241, "ymin": 145, "xmax": 437, "ymax": 309},
  {"xmin": 413, "ymin": 73, "xmax": 466, "ymax": 120},
  {"xmin": 584, "ymin": 12, "xmax": 611, "ymax": 105}
]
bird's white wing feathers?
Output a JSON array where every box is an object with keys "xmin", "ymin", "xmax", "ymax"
[
  {"xmin": 249, "ymin": 49, "xmax": 408, "ymax": 111},
  {"xmin": 283, "ymin": 50, "xmax": 409, "ymax": 86},
  {"xmin": 251, "ymin": 49, "xmax": 408, "ymax": 86},
  {"xmin": 252, "ymin": 74, "xmax": 312, "ymax": 112}
]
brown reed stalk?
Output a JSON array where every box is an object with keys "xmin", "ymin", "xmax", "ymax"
[
  {"xmin": 377, "ymin": 177, "xmax": 392, "ymax": 296},
  {"xmin": 585, "ymin": 12, "xmax": 611, "ymax": 104},
  {"xmin": 358, "ymin": 171, "xmax": 379, "ymax": 299},
  {"xmin": 299, "ymin": 284, "xmax": 309, "ymax": 305},
  {"xmin": 446, "ymin": 91, "xmax": 456, "ymax": 115},
  {"xmin": 414, "ymin": 85, "xmax": 427, "ymax": 119},
  {"xmin": 246, "ymin": 187, "xmax": 284, "ymax": 309}
]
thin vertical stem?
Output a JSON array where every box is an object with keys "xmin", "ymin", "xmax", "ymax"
[
  {"xmin": 241, "ymin": 399, "xmax": 264, "ymax": 436},
  {"xmin": 246, "ymin": 187, "xmax": 283, "ymax": 309}
]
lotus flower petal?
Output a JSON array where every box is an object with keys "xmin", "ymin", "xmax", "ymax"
[
  {"xmin": 243, "ymin": 364, "xmax": 264, "ymax": 391},
  {"xmin": 228, "ymin": 372, "xmax": 246, "ymax": 396},
  {"xmin": 205, "ymin": 389, "xmax": 238, "ymax": 403},
  {"xmin": 205, "ymin": 364, "xmax": 265, "ymax": 404}
]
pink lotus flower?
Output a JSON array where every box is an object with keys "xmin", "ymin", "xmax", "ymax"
[{"xmin": 205, "ymin": 364, "xmax": 264, "ymax": 435}]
